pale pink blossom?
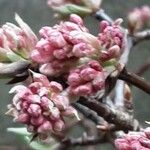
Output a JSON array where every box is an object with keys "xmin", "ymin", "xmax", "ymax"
[
  {"xmin": 115, "ymin": 127, "xmax": 150, "ymax": 150},
  {"xmin": 98, "ymin": 19, "xmax": 124, "ymax": 49},
  {"xmin": 7, "ymin": 71, "xmax": 79, "ymax": 138},
  {"xmin": 0, "ymin": 14, "xmax": 38, "ymax": 59},
  {"xmin": 31, "ymin": 14, "xmax": 101, "ymax": 77},
  {"xmin": 127, "ymin": 6, "xmax": 150, "ymax": 33},
  {"xmin": 68, "ymin": 60, "xmax": 105, "ymax": 96}
]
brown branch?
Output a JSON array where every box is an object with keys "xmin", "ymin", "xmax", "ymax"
[
  {"xmin": 133, "ymin": 30, "xmax": 150, "ymax": 45},
  {"xmin": 135, "ymin": 61, "xmax": 150, "ymax": 76},
  {"xmin": 78, "ymin": 97, "xmax": 139, "ymax": 132},
  {"xmin": 60, "ymin": 136, "xmax": 106, "ymax": 150},
  {"xmin": 73, "ymin": 103, "xmax": 105, "ymax": 125},
  {"xmin": 119, "ymin": 69, "xmax": 150, "ymax": 94},
  {"xmin": 0, "ymin": 61, "xmax": 30, "ymax": 78}
]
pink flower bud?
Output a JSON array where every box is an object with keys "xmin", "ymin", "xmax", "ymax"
[
  {"xmin": 49, "ymin": 81, "xmax": 63, "ymax": 93},
  {"xmin": 115, "ymin": 139, "xmax": 131, "ymax": 150},
  {"xmin": 80, "ymin": 67, "xmax": 97, "ymax": 81},
  {"xmin": 52, "ymin": 95, "xmax": 69, "ymax": 110},
  {"xmin": 27, "ymin": 104, "xmax": 42, "ymax": 117},
  {"xmin": 30, "ymin": 116, "xmax": 45, "ymax": 126},
  {"xmin": 38, "ymin": 121, "xmax": 53, "ymax": 133},
  {"xmin": 30, "ymin": 70, "xmax": 50, "ymax": 87},
  {"xmin": 68, "ymin": 72, "xmax": 81, "ymax": 86},
  {"xmin": 53, "ymin": 120, "xmax": 65, "ymax": 132},
  {"xmin": 50, "ymin": 107, "xmax": 60, "ymax": 120},
  {"xmin": 70, "ymin": 14, "xmax": 84, "ymax": 26},
  {"xmin": 17, "ymin": 113, "xmax": 30, "ymax": 124}
]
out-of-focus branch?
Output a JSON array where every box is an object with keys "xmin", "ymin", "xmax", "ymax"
[
  {"xmin": 133, "ymin": 30, "xmax": 150, "ymax": 45},
  {"xmin": 95, "ymin": 9, "xmax": 113, "ymax": 23},
  {"xmin": 60, "ymin": 136, "xmax": 106, "ymax": 150},
  {"xmin": 119, "ymin": 69, "xmax": 150, "ymax": 94},
  {"xmin": 135, "ymin": 60, "xmax": 150, "ymax": 76},
  {"xmin": 0, "ymin": 61, "xmax": 30, "ymax": 78}
]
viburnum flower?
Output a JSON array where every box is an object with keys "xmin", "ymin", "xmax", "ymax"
[
  {"xmin": 31, "ymin": 14, "xmax": 101, "ymax": 76},
  {"xmin": 47, "ymin": 0, "xmax": 102, "ymax": 18},
  {"xmin": 6, "ymin": 71, "xmax": 79, "ymax": 138},
  {"xmin": 98, "ymin": 19, "xmax": 125, "ymax": 62},
  {"xmin": 127, "ymin": 5, "xmax": 150, "ymax": 33},
  {"xmin": 115, "ymin": 127, "xmax": 150, "ymax": 150},
  {"xmin": 0, "ymin": 14, "xmax": 38, "ymax": 60},
  {"xmin": 68, "ymin": 60, "xmax": 105, "ymax": 96}
]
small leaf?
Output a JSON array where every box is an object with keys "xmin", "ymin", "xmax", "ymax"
[
  {"xmin": 54, "ymin": 4, "xmax": 92, "ymax": 17},
  {"xmin": 7, "ymin": 127, "xmax": 31, "ymax": 136}
]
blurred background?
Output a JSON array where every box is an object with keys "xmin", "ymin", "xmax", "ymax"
[{"xmin": 0, "ymin": 0, "xmax": 149, "ymax": 149}]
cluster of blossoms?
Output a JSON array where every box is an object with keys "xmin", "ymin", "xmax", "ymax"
[
  {"xmin": 7, "ymin": 71, "xmax": 79, "ymax": 138},
  {"xmin": 0, "ymin": 14, "xmax": 37, "ymax": 60},
  {"xmin": 127, "ymin": 6, "xmax": 150, "ymax": 33},
  {"xmin": 31, "ymin": 14, "xmax": 100, "ymax": 76},
  {"xmin": 115, "ymin": 127, "xmax": 150, "ymax": 150},
  {"xmin": 31, "ymin": 14, "xmax": 124, "ymax": 96},
  {"xmin": 98, "ymin": 19, "xmax": 124, "ymax": 62},
  {"xmin": 68, "ymin": 60, "xmax": 105, "ymax": 96}
]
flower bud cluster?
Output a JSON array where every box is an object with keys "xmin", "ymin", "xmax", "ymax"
[
  {"xmin": 127, "ymin": 6, "xmax": 150, "ymax": 33},
  {"xmin": 115, "ymin": 127, "xmax": 150, "ymax": 150},
  {"xmin": 0, "ymin": 14, "xmax": 37, "ymax": 59},
  {"xmin": 31, "ymin": 14, "xmax": 100, "ymax": 76},
  {"xmin": 7, "ymin": 72, "xmax": 78, "ymax": 137},
  {"xmin": 68, "ymin": 60, "xmax": 105, "ymax": 96},
  {"xmin": 98, "ymin": 20, "xmax": 124, "ymax": 62}
]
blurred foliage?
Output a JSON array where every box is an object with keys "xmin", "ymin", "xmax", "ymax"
[{"xmin": 0, "ymin": 0, "xmax": 150, "ymax": 149}]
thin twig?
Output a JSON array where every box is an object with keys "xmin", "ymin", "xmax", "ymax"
[
  {"xmin": 60, "ymin": 136, "xmax": 106, "ymax": 150},
  {"xmin": 73, "ymin": 103, "xmax": 105, "ymax": 125},
  {"xmin": 95, "ymin": 9, "xmax": 113, "ymax": 23},
  {"xmin": 133, "ymin": 30, "xmax": 150, "ymax": 45}
]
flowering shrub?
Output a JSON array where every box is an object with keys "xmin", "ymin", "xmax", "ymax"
[{"xmin": 0, "ymin": 1, "xmax": 150, "ymax": 150}]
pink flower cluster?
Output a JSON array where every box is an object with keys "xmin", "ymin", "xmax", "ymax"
[
  {"xmin": 115, "ymin": 127, "xmax": 150, "ymax": 150},
  {"xmin": 128, "ymin": 6, "xmax": 150, "ymax": 33},
  {"xmin": 31, "ymin": 14, "xmax": 100, "ymax": 76},
  {"xmin": 68, "ymin": 60, "xmax": 105, "ymax": 96},
  {"xmin": 98, "ymin": 20, "xmax": 124, "ymax": 49},
  {"xmin": 0, "ymin": 14, "xmax": 37, "ymax": 59},
  {"xmin": 7, "ymin": 72, "xmax": 78, "ymax": 137},
  {"xmin": 98, "ymin": 20, "xmax": 124, "ymax": 62}
]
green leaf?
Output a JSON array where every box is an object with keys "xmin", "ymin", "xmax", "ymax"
[
  {"xmin": 54, "ymin": 4, "xmax": 92, "ymax": 17},
  {"xmin": 7, "ymin": 127, "xmax": 31, "ymax": 136}
]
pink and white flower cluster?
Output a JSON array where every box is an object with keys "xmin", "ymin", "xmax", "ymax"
[
  {"xmin": 115, "ymin": 127, "xmax": 150, "ymax": 150},
  {"xmin": 98, "ymin": 20, "xmax": 124, "ymax": 62},
  {"xmin": 7, "ymin": 72, "xmax": 78, "ymax": 137},
  {"xmin": 127, "ymin": 6, "xmax": 150, "ymax": 33},
  {"xmin": 0, "ymin": 14, "xmax": 37, "ymax": 59},
  {"xmin": 31, "ymin": 14, "xmax": 100, "ymax": 76},
  {"xmin": 68, "ymin": 60, "xmax": 105, "ymax": 96}
]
